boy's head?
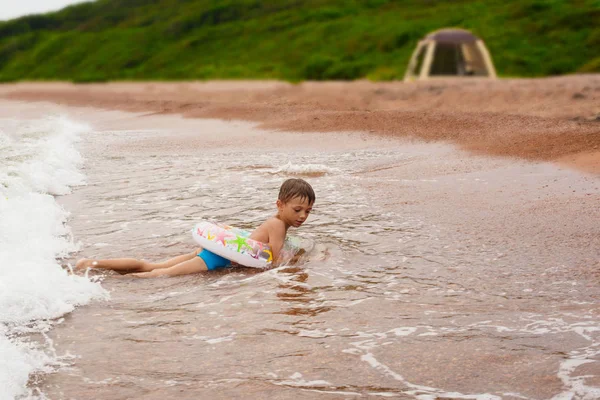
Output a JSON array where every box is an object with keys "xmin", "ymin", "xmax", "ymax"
[
  {"xmin": 278, "ymin": 178, "xmax": 315, "ymax": 205},
  {"xmin": 276, "ymin": 178, "xmax": 315, "ymax": 228}
]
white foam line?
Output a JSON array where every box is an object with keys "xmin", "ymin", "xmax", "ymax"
[
  {"xmin": 552, "ymin": 344, "xmax": 600, "ymax": 400},
  {"xmin": 303, "ymin": 389, "xmax": 362, "ymax": 396},
  {"xmin": 360, "ymin": 352, "xmax": 407, "ymax": 383},
  {"xmin": 413, "ymin": 392, "xmax": 502, "ymax": 400},
  {"xmin": 360, "ymin": 350, "xmax": 503, "ymax": 400},
  {"xmin": 274, "ymin": 372, "xmax": 332, "ymax": 388},
  {"xmin": 573, "ymin": 326, "xmax": 600, "ymax": 342},
  {"xmin": 432, "ymin": 316, "xmax": 600, "ymax": 398},
  {"xmin": 502, "ymin": 393, "xmax": 530, "ymax": 399},
  {"xmin": 187, "ymin": 332, "xmax": 237, "ymax": 344},
  {"xmin": 297, "ymin": 329, "xmax": 336, "ymax": 338},
  {"xmin": 269, "ymin": 161, "xmax": 340, "ymax": 176},
  {"xmin": 343, "ymin": 328, "xmax": 514, "ymax": 399}
]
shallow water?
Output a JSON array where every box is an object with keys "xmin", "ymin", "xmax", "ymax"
[{"xmin": 8, "ymin": 103, "xmax": 600, "ymax": 399}]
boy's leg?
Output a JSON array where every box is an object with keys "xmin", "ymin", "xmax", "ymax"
[
  {"xmin": 136, "ymin": 248, "xmax": 202, "ymax": 272},
  {"xmin": 76, "ymin": 248, "xmax": 202, "ymax": 272},
  {"xmin": 131, "ymin": 256, "xmax": 208, "ymax": 278}
]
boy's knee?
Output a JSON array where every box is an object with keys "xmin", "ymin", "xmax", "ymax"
[{"xmin": 139, "ymin": 260, "xmax": 154, "ymax": 272}]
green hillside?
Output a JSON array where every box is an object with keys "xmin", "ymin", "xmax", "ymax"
[{"xmin": 0, "ymin": 0, "xmax": 598, "ymax": 82}]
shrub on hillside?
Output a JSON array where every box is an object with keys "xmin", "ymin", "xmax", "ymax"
[{"xmin": 302, "ymin": 54, "xmax": 336, "ymax": 80}]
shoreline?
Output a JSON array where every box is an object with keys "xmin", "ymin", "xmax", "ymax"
[{"xmin": 1, "ymin": 76, "xmax": 599, "ymax": 175}]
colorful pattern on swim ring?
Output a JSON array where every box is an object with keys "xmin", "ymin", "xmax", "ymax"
[{"xmin": 192, "ymin": 221, "xmax": 274, "ymax": 268}]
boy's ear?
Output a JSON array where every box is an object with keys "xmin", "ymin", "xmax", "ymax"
[{"xmin": 276, "ymin": 199, "xmax": 283, "ymax": 209}]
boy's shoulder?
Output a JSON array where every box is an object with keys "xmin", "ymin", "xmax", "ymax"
[
  {"xmin": 263, "ymin": 217, "xmax": 287, "ymax": 238},
  {"xmin": 263, "ymin": 216, "xmax": 286, "ymax": 231},
  {"xmin": 251, "ymin": 217, "xmax": 286, "ymax": 243},
  {"xmin": 265, "ymin": 217, "xmax": 287, "ymax": 245}
]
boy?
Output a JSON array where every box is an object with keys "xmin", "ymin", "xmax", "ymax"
[{"xmin": 75, "ymin": 178, "xmax": 315, "ymax": 277}]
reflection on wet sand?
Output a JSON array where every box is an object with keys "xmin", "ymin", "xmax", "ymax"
[{"xmin": 275, "ymin": 266, "xmax": 333, "ymax": 318}]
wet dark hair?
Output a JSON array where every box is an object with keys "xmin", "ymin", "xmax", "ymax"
[{"xmin": 278, "ymin": 178, "xmax": 315, "ymax": 205}]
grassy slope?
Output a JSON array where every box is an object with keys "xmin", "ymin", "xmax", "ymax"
[{"xmin": 0, "ymin": 0, "xmax": 598, "ymax": 82}]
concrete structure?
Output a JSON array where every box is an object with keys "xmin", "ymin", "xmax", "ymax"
[{"xmin": 404, "ymin": 28, "xmax": 497, "ymax": 81}]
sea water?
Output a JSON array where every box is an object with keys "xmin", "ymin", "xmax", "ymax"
[
  {"xmin": 0, "ymin": 116, "xmax": 107, "ymax": 399},
  {"xmin": 1, "ymin": 106, "xmax": 599, "ymax": 399}
]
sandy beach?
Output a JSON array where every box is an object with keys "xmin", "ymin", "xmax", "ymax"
[
  {"xmin": 1, "ymin": 76, "xmax": 599, "ymax": 399},
  {"xmin": 1, "ymin": 75, "xmax": 599, "ymax": 174}
]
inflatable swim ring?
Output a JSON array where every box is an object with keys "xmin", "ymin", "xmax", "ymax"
[{"xmin": 192, "ymin": 220, "xmax": 308, "ymax": 268}]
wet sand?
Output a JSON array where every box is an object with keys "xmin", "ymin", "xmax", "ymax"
[
  {"xmin": 1, "ymin": 77, "xmax": 599, "ymax": 399},
  {"xmin": 1, "ymin": 75, "xmax": 599, "ymax": 174}
]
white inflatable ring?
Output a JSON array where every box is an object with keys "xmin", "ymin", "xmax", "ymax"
[{"xmin": 192, "ymin": 220, "xmax": 301, "ymax": 268}]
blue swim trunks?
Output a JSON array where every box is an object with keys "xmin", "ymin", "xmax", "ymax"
[{"xmin": 197, "ymin": 249, "xmax": 231, "ymax": 271}]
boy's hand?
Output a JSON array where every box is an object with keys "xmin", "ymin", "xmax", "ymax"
[{"xmin": 288, "ymin": 249, "xmax": 306, "ymax": 265}]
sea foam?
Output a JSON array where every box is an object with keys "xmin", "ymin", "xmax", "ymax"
[
  {"xmin": 0, "ymin": 116, "xmax": 107, "ymax": 399},
  {"xmin": 270, "ymin": 161, "xmax": 339, "ymax": 177}
]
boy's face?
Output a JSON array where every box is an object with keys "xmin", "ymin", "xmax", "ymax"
[{"xmin": 277, "ymin": 196, "xmax": 313, "ymax": 228}]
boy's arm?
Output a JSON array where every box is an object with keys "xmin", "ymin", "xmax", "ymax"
[{"xmin": 268, "ymin": 222, "xmax": 287, "ymax": 264}]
